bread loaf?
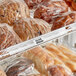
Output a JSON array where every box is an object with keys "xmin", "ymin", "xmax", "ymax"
[
  {"xmin": 45, "ymin": 43, "xmax": 76, "ymax": 72},
  {"xmin": 23, "ymin": 46, "xmax": 54, "ymax": 75},
  {"xmin": 51, "ymin": 12, "xmax": 76, "ymax": 30},
  {"xmin": 34, "ymin": 0, "xmax": 68, "ymax": 23},
  {"xmin": 13, "ymin": 18, "xmax": 51, "ymax": 41},
  {"xmin": 0, "ymin": 23, "xmax": 22, "ymax": 51},
  {"xmin": 0, "ymin": 0, "xmax": 30, "ymax": 25}
]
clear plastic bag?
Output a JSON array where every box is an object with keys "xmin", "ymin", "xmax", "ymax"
[
  {"xmin": 23, "ymin": 46, "xmax": 74, "ymax": 76},
  {"xmin": 0, "ymin": 0, "xmax": 30, "ymax": 25},
  {"xmin": 0, "ymin": 23, "xmax": 22, "ymax": 51},
  {"xmin": 23, "ymin": 46, "xmax": 54, "ymax": 75},
  {"xmin": 13, "ymin": 18, "xmax": 51, "ymax": 41},
  {"xmin": 34, "ymin": 0, "xmax": 69, "ymax": 24},
  {"xmin": 51, "ymin": 12, "xmax": 76, "ymax": 31},
  {"xmin": 5, "ymin": 57, "xmax": 41, "ymax": 76},
  {"xmin": 45, "ymin": 43, "xmax": 76, "ymax": 74}
]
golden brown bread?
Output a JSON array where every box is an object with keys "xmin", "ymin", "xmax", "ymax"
[
  {"xmin": 23, "ymin": 46, "xmax": 54, "ymax": 75},
  {"xmin": 0, "ymin": 0, "xmax": 30, "ymax": 25},
  {"xmin": 45, "ymin": 43, "xmax": 76, "ymax": 72},
  {"xmin": 34, "ymin": 0, "xmax": 68, "ymax": 23},
  {"xmin": 58, "ymin": 45, "xmax": 76, "ymax": 62},
  {"xmin": 0, "ymin": 23, "xmax": 22, "ymax": 51},
  {"xmin": 43, "ymin": 48, "xmax": 64, "ymax": 65},
  {"xmin": 65, "ymin": 60, "xmax": 76, "ymax": 72},
  {"xmin": 13, "ymin": 18, "xmax": 51, "ymax": 41},
  {"xmin": 0, "ymin": 70, "xmax": 6, "ymax": 76},
  {"xmin": 44, "ymin": 46, "xmax": 72, "ymax": 73},
  {"xmin": 48, "ymin": 65, "xmax": 70, "ymax": 76},
  {"xmin": 51, "ymin": 12, "xmax": 76, "ymax": 31},
  {"xmin": 45, "ymin": 44, "xmax": 70, "ymax": 61}
]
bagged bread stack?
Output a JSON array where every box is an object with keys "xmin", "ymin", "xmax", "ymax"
[
  {"xmin": 0, "ymin": 0, "xmax": 30, "ymax": 25},
  {"xmin": 13, "ymin": 18, "xmax": 51, "ymax": 41},
  {"xmin": 0, "ymin": 23, "xmax": 22, "ymax": 51}
]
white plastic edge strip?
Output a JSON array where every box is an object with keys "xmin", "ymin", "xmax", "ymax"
[{"xmin": 0, "ymin": 22, "xmax": 76, "ymax": 58}]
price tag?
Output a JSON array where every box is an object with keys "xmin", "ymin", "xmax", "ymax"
[{"xmin": 34, "ymin": 37, "xmax": 44, "ymax": 44}]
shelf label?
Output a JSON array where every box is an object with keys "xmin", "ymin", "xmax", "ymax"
[{"xmin": 34, "ymin": 38, "xmax": 44, "ymax": 44}]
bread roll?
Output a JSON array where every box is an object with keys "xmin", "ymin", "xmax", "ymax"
[
  {"xmin": 0, "ymin": 0, "xmax": 30, "ymax": 25},
  {"xmin": 0, "ymin": 23, "xmax": 22, "ymax": 51},
  {"xmin": 34, "ymin": 0, "xmax": 68, "ymax": 23},
  {"xmin": 51, "ymin": 12, "xmax": 76, "ymax": 30},
  {"xmin": 23, "ymin": 46, "xmax": 54, "ymax": 75},
  {"xmin": 0, "ymin": 70, "xmax": 6, "ymax": 76},
  {"xmin": 13, "ymin": 18, "xmax": 51, "ymax": 41},
  {"xmin": 48, "ymin": 65, "xmax": 71, "ymax": 76}
]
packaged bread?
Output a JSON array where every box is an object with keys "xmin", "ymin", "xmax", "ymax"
[
  {"xmin": 43, "ymin": 48, "xmax": 64, "ymax": 65},
  {"xmin": 23, "ymin": 46, "xmax": 54, "ymax": 75},
  {"xmin": 5, "ymin": 57, "xmax": 42, "ymax": 76},
  {"xmin": 45, "ymin": 44, "xmax": 70, "ymax": 62},
  {"xmin": 13, "ymin": 18, "xmax": 51, "ymax": 41},
  {"xmin": 0, "ymin": 0, "xmax": 30, "ymax": 25},
  {"xmin": 34, "ymin": 0, "xmax": 68, "ymax": 24},
  {"xmin": 48, "ymin": 65, "xmax": 72, "ymax": 76},
  {"xmin": 45, "ymin": 43, "xmax": 76, "ymax": 72},
  {"xmin": 0, "ymin": 23, "xmax": 22, "ymax": 51},
  {"xmin": 57, "ymin": 45, "xmax": 76, "ymax": 72},
  {"xmin": 51, "ymin": 12, "xmax": 76, "ymax": 30},
  {"xmin": 0, "ymin": 69, "xmax": 6, "ymax": 76}
]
